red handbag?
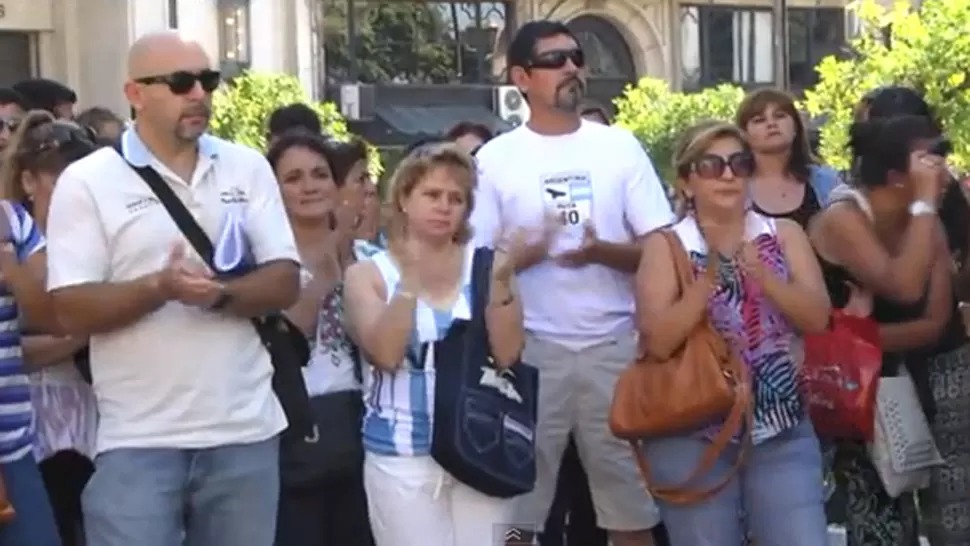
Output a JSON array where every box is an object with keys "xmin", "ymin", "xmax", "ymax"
[{"xmin": 801, "ymin": 310, "xmax": 882, "ymax": 441}]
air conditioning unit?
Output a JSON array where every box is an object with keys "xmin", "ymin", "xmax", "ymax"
[
  {"xmin": 338, "ymin": 84, "xmax": 376, "ymax": 121},
  {"xmin": 492, "ymin": 85, "xmax": 529, "ymax": 127}
]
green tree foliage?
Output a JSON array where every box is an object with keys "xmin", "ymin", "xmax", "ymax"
[
  {"xmin": 613, "ymin": 79, "xmax": 745, "ymax": 184},
  {"xmin": 209, "ymin": 71, "xmax": 382, "ymax": 176},
  {"xmin": 803, "ymin": 0, "xmax": 970, "ymax": 171},
  {"xmin": 210, "ymin": 71, "xmax": 347, "ymax": 149},
  {"xmin": 324, "ymin": 1, "xmax": 457, "ymax": 84}
]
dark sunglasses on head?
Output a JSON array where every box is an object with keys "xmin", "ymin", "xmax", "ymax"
[
  {"xmin": 527, "ymin": 48, "xmax": 585, "ymax": 70},
  {"xmin": 18, "ymin": 121, "xmax": 97, "ymax": 157},
  {"xmin": 928, "ymin": 138, "xmax": 952, "ymax": 158},
  {"xmin": 688, "ymin": 152, "xmax": 755, "ymax": 180},
  {"xmin": 134, "ymin": 69, "xmax": 221, "ymax": 95}
]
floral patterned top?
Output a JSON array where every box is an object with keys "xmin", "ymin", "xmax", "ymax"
[
  {"xmin": 297, "ymin": 240, "xmax": 379, "ymax": 397},
  {"xmin": 672, "ymin": 213, "xmax": 804, "ymax": 444}
]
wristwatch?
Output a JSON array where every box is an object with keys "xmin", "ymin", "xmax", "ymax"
[
  {"xmin": 909, "ymin": 200, "xmax": 936, "ymax": 217},
  {"xmin": 209, "ymin": 287, "xmax": 233, "ymax": 311}
]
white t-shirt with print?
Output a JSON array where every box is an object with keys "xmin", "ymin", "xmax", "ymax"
[{"xmin": 470, "ymin": 120, "xmax": 674, "ymax": 349}]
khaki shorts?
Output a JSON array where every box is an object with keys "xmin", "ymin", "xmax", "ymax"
[{"xmin": 516, "ymin": 332, "xmax": 661, "ymax": 532}]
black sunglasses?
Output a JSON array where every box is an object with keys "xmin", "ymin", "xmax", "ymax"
[
  {"xmin": 18, "ymin": 121, "xmax": 97, "ymax": 157},
  {"xmin": 134, "ymin": 69, "xmax": 221, "ymax": 95},
  {"xmin": 527, "ymin": 48, "xmax": 585, "ymax": 70},
  {"xmin": 928, "ymin": 138, "xmax": 952, "ymax": 158},
  {"xmin": 687, "ymin": 152, "xmax": 755, "ymax": 180},
  {"xmin": 0, "ymin": 118, "xmax": 18, "ymax": 132}
]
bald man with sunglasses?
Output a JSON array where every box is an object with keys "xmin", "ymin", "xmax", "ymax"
[{"xmin": 45, "ymin": 31, "xmax": 301, "ymax": 546}]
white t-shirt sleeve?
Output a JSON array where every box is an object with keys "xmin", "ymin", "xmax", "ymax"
[
  {"xmin": 470, "ymin": 158, "xmax": 501, "ymax": 249},
  {"xmin": 623, "ymin": 138, "xmax": 675, "ymax": 236},
  {"xmin": 46, "ymin": 169, "xmax": 109, "ymax": 290},
  {"xmin": 244, "ymin": 154, "xmax": 300, "ymax": 265}
]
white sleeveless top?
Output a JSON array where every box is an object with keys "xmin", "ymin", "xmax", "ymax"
[{"xmin": 360, "ymin": 245, "xmax": 476, "ymax": 456}]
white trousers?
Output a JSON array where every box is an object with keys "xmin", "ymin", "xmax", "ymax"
[{"xmin": 364, "ymin": 453, "xmax": 518, "ymax": 546}]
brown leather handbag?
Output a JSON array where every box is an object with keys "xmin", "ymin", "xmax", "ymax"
[{"xmin": 609, "ymin": 229, "xmax": 752, "ymax": 504}]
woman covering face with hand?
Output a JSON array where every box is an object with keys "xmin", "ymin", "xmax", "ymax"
[{"xmin": 809, "ymin": 114, "xmax": 952, "ymax": 546}]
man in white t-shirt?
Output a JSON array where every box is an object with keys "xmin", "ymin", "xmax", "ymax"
[
  {"xmin": 45, "ymin": 32, "xmax": 300, "ymax": 546},
  {"xmin": 471, "ymin": 20, "xmax": 674, "ymax": 546}
]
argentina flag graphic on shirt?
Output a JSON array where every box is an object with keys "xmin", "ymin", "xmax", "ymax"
[
  {"xmin": 212, "ymin": 196, "xmax": 254, "ymax": 276},
  {"xmin": 361, "ymin": 247, "xmax": 475, "ymax": 456}
]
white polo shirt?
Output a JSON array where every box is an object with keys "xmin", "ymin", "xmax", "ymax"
[
  {"xmin": 470, "ymin": 120, "xmax": 674, "ymax": 350},
  {"xmin": 46, "ymin": 128, "xmax": 297, "ymax": 453}
]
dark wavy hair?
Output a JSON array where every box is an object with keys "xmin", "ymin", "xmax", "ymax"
[
  {"xmin": 265, "ymin": 130, "xmax": 343, "ymax": 187},
  {"xmin": 266, "ymin": 103, "xmax": 322, "ymax": 140},
  {"xmin": 863, "ymin": 86, "xmax": 937, "ymax": 123},
  {"xmin": 323, "ymin": 137, "xmax": 369, "ymax": 186},
  {"xmin": 860, "ymin": 85, "xmax": 968, "ymax": 264},
  {"xmin": 444, "ymin": 122, "xmax": 493, "ymax": 144},
  {"xmin": 849, "ymin": 115, "xmax": 942, "ymax": 189}
]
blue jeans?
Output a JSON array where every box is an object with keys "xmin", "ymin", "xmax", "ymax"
[
  {"xmin": 82, "ymin": 437, "xmax": 280, "ymax": 546},
  {"xmin": 0, "ymin": 453, "xmax": 61, "ymax": 546},
  {"xmin": 643, "ymin": 420, "xmax": 827, "ymax": 546}
]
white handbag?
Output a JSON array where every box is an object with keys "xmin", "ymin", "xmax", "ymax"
[
  {"xmin": 835, "ymin": 187, "xmax": 944, "ymax": 496},
  {"xmin": 867, "ymin": 367, "xmax": 943, "ymax": 497}
]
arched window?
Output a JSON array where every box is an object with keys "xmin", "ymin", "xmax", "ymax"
[{"xmin": 566, "ymin": 15, "xmax": 636, "ymax": 80}]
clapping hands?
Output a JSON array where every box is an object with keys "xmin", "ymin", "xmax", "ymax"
[
  {"xmin": 557, "ymin": 220, "xmax": 600, "ymax": 268},
  {"xmin": 332, "ymin": 198, "xmax": 359, "ymax": 247},
  {"xmin": 158, "ymin": 242, "xmax": 225, "ymax": 308},
  {"xmin": 494, "ymin": 211, "xmax": 561, "ymax": 273}
]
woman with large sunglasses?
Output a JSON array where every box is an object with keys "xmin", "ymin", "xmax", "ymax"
[
  {"xmin": 0, "ymin": 109, "xmax": 78, "ymax": 546},
  {"xmin": 636, "ymin": 120, "xmax": 831, "ymax": 546}
]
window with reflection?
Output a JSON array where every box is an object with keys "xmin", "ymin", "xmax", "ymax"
[
  {"xmin": 323, "ymin": 0, "xmax": 509, "ymax": 84},
  {"xmin": 679, "ymin": 5, "xmax": 773, "ymax": 92},
  {"xmin": 218, "ymin": 0, "xmax": 251, "ymax": 75},
  {"xmin": 680, "ymin": 4, "xmax": 845, "ymax": 93},
  {"xmin": 788, "ymin": 8, "xmax": 846, "ymax": 93}
]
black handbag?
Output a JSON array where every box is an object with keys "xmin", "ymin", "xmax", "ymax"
[
  {"xmin": 279, "ymin": 344, "xmax": 365, "ymax": 489},
  {"xmin": 74, "ymin": 345, "xmax": 92, "ymax": 384},
  {"xmin": 116, "ymin": 150, "xmax": 314, "ymax": 437},
  {"xmin": 429, "ymin": 247, "xmax": 539, "ymax": 498}
]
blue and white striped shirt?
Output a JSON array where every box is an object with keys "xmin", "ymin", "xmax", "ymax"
[
  {"xmin": 362, "ymin": 246, "xmax": 475, "ymax": 456},
  {"xmin": 0, "ymin": 201, "xmax": 45, "ymax": 463}
]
